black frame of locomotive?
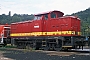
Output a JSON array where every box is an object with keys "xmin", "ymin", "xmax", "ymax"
[{"xmin": 11, "ymin": 36, "xmax": 87, "ymax": 51}]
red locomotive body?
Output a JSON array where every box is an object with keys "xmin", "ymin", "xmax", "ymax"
[
  {"xmin": 10, "ymin": 11, "xmax": 80, "ymax": 37},
  {"xmin": 10, "ymin": 11, "xmax": 85, "ymax": 50}
]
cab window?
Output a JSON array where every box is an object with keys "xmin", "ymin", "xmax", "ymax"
[
  {"xmin": 51, "ymin": 12, "xmax": 56, "ymax": 18},
  {"xmin": 34, "ymin": 16, "xmax": 42, "ymax": 20},
  {"xmin": 57, "ymin": 14, "xmax": 62, "ymax": 17},
  {"xmin": 44, "ymin": 14, "xmax": 48, "ymax": 20}
]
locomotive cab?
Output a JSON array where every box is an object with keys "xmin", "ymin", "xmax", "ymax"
[{"xmin": 34, "ymin": 10, "xmax": 64, "ymax": 20}]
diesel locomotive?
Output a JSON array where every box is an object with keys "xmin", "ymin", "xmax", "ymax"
[{"xmin": 0, "ymin": 10, "xmax": 88, "ymax": 50}]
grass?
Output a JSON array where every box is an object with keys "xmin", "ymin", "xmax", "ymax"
[{"xmin": 4, "ymin": 45, "xmax": 16, "ymax": 48}]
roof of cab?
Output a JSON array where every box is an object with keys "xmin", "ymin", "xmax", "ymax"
[
  {"xmin": 35, "ymin": 10, "xmax": 64, "ymax": 16},
  {"xmin": 11, "ymin": 10, "xmax": 64, "ymax": 24}
]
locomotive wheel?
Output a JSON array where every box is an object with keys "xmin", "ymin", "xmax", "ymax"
[
  {"xmin": 33, "ymin": 42, "xmax": 39, "ymax": 50},
  {"xmin": 17, "ymin": 42, "xmax": 26, "ymax": 49},
  {"xmin": 3, "ymin": 40, "xmax": 7, "ymax": 47},
  {"xmin": 26, "ymin": 44, "xmax": 33, "ymax": 50}
]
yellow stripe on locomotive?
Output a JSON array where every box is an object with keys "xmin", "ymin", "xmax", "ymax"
[{"xmin": 10, "ymin": 31, "xmax": 81, "ymax": 37}]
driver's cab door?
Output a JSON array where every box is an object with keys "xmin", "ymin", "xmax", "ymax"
[{"xmin": 42, "ymin": 14, "xmax": 49, "ymax": 36}]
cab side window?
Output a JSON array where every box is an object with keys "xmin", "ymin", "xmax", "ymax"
[
  {"xmin": 51, "ymin": 12, "xmax": 56, "ymax": 18},
  {"xmin": 57, "ymin": 14, "xmax": 62, "ymax": 17},
  {"xmin": 34, "ymin": 16, "xmax": 42, "ymax": 20},
  {"xmin": 44, "ymin": 14, "xmax": 48, "ymax": 20}
]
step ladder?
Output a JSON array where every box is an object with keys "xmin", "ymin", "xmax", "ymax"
[{"xmin": 42, "ymin": 40, "xmax": 47, "ymax": 47}]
